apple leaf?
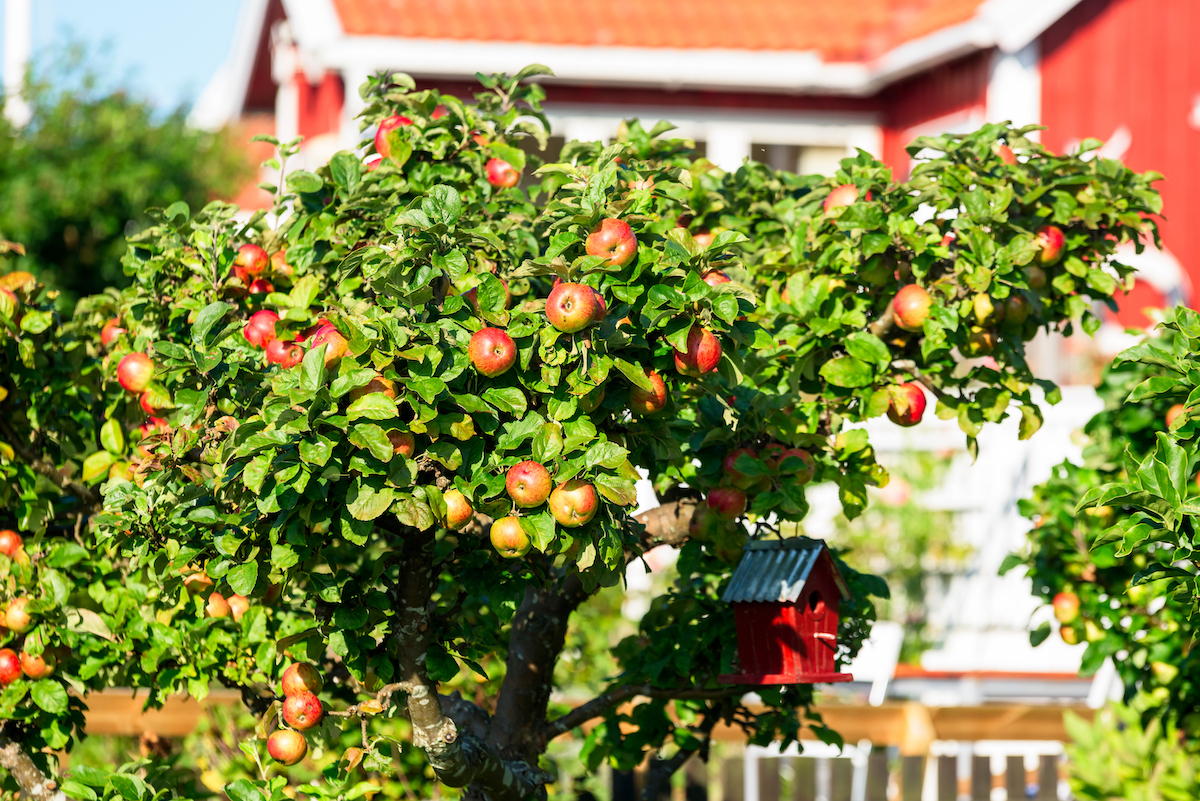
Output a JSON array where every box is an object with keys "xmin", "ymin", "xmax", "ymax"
[
  {"xmin": 819, "ymin": 356, "xmax": 873, "ymax": 388},
  {"xmin": 347, "ymin": 393, "xmax": 399, "ymax": 421},
  {"xmin": 82, "ymin": 451, "xmax": 114, "ymax": 482},
  {"xmin": 483, "ymin": 387, "xmax": 527, "ymax": 416},
  {"xmin": 226, "ymin": 562, "xmax": 259, "ymax": 596},
  {"xmin": 348, "ymin": 424, "xmax": 394, "ymax": 462},
  {"xmin": 520, "ymin": 510, "xmax": 557, "ymax": 553},
  {"xmin": 614, "ymin": 359, "xmax": 654, "ymax": 391},
  {"xmin": 346, "ymin": 479, "xmax": 395, "ymax": 521}
]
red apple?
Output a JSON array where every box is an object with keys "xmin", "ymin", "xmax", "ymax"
[
  {"xmin": 0, "ymin": 649, "xmax": 19, "ymax": 685},
  {"xmin": 997, "ymin": 144, "xmax": 1017, "ymax": 165},
  {"xmin": 183, "ymin": 570, "xmax": 213, "ymax": 594},
  {"xmin": 490, "ymin": 515, "xmax": 531, "ymax": 558},
  {"xmin": 887, "ymin": 382, "xmax": 927, "ymax": 427},
  {"xmin": 823, "ymin": 183, "xmax": 858, "ymax": 212},
  {"xmin": 206, "ymin": 592, "xmax": 230, "ymax": 619},
  {"xmin": 0, "ymin": 530, "xmax": 22, "ymax": 557},
  {"xmin": 549, "ymin": 480, "xmax": 598, "ymax": 528},
  {"xmin": 707, "ymin": 487, "xmax": 747, "ymax": 520},
  {"xmin": 268, "ymin": 729, "xmax": 308, "ymax": 766},
  {"xmin": 673, "ymin": 325, "xmax": 722, "ymax": 376},
  {"xmin": 281, "ymin": 662, "xmax": 324, "ymax": 697},
  {"xmin": 248, "ymin": 278, "xmax": 274, "ymax": 296},
  {"xmin": 442, "ymin": 489, "xmax": 474, "ymax": 530},
  {"xmin": 5, "ymin": 598, "xmax": 31, "ymax": 633},
  {"xmin": 892, "ymin": 284, "xmax": 932, "ymax": 333},
  {"xmin": 374, "ymin": 114, "xmax": 413, "ymax": 159},
  {"xmin": 20, "ymin": 648, "xmax": 55, "ymax": 680},
  {"xmin": 486, "ymin": 158, "xmax": 520, "ymax": 188},
  {"xmin": 777, "ymin": 448, "xmax": 815, "ymax": 484},
  {"xmin": 310, "ymin": 324, "xmax": 348, "ymax": 368},
  {"xmin": 469, "ymin": 327, "xmax": 517, "ymax": 377},
  {"xmin": 586, "ymin": 219, "xmax": 638, "ymax": 267},
  {"xmin": 348, "ymin": 374, "xmax": 397, "ymax": 403},
  {"xmin": 244, "ymin": 310, "xmax": 280, "ymax": 348},
  {"xmin": 139, "ymin": 390, "xmax": 162, "ymax": 416},
  {"xmin": 1053, "ymin": 591, "xmax": 1080, "ymax": 624},
  {"xmin": 693, "ymin": 230, "xmax": 715, "ymax": 248},
  {"xmin": 364, "ymin": 154, "xmax": 383, "ymax": 171},
  {"xmin": 1166, "ymin": 404, "xmax": 1187, "ymax": 429},
  {"xmin": 546, "ymin": 283, "xmax": 598, "ymax": 334},
  {"xmin": 235, "ymin": 244, "xmax": 269, "ymax": 278},
  {"xmin": 388, "ymin": 430, "xmax": 416, "ymax": 458},
  {"xmin": 117, "ymin": 353, "xmax": 155, "ymax": 393},
  {"xmin": 506, "ymin": 460, "xmax": 552, "ymax": 508},
  {"xmin": 760, "ymin": 443, "xmax": 786, "ymax": 470},
  {"xmin": 629, "ymin": 371, "xmax": 668, "ymax": 415},
  {"xmin": 266, "ymin": 337, "xmax": 304, "ymax": 368},
  {"xmin": 1035, "ymin": 225, "xmax": 1065, "ymax": 265},
  {"xmin": 590, "ymin": 290, "xmax": 607, "ymax": 324},
  {"xmin": 100, "ymin": 318, "xmax": 125, "ymax": 348},
  {"xmin": 270, "ymin": 249, "xmax": 292, "ymax": 275},
  {"xmin": 282, "ymin": 691, "xmax": 324, "ymax": 730},
  {"xmin": 702, "ymin": 270, "xmax": 731, "ymax": 287},
  {"xmin": 722, "ymin": 447, "xmax": 758, "ymax": 488},
  {"xmin": 228, "ymin": 594, "xmax": 250, "ymax": 622}
]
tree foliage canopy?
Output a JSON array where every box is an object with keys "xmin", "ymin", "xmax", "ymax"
[{"xmin": 0, "ymin": 67, "xmax": 1162, "ymax": 801}]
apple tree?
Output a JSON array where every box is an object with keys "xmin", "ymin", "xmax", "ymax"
[
  {"xmin": 1008, "ymin": 306, "xmax": 1200, "ymax": 733},
  {"xmin": 0, "ymin": 67, "xmax": 1162, "ymax": 801}
]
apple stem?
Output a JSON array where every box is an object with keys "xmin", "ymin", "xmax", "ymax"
[{"xmin": 890, "ymin": 359, "xmax": 948, "ymax": 400}]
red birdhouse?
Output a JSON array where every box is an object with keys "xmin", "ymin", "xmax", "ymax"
[{"xmin": 719, "ymin": 538, "xmax": 853, "ymax": 685}]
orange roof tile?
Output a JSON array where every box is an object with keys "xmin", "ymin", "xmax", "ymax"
[{"xmin": 331, "ymin": 0, "xmax": 987, "ymax": 63}]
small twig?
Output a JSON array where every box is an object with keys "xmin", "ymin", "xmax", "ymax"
[
  {"xmin": 890, "ymin": 359, "xmax": 949, "ymax": 400},
  {"xmin": 866, "ymin": 302, "xmax": 895, "ymax": 337},
  {"xmin": 543, "ymin": 684, "xmax": 742, "ymax": 740}
]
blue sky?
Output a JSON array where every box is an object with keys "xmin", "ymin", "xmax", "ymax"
[{"xmin": 2, "ymin": 0, "xmax": 243, "ymax": 111}]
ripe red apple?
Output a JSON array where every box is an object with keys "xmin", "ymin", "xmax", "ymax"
[
  {"xmin": 702, "ymin": 270, "xmax": 731, "ymax": 287},
  {"xmin": 892, "ymin": 285, "xmax": 932, "ymax": 333},
  {"xmin": 586, "ymin": 219, "xmax": 638, "ymax": 267},
  {"xmin": 760, "ymin": 443, "xmax": 786, "ymax": 470},
  {"xmin": 5, "ymin": 598, "xmax": 31, "ymax": 633},
  {"xmin": 228, "ymin": 594, "xmax": 250, "ymax": 622},
  {"xmin": 206, "ymin": 592, "xmax": 231, "ymax": 619},
  {"xmin": 0, "ymin": 649, "xmax": 19, "ymax": 685},
  {"xmin": 590, "ymin": 290, "xmax": 607, "ymax": 324},
  {"xmin": 996, "ymin": 144, "xmax": 1017, "ymax": 165},
  {"xmin": 1166, "ymin": 404, "xmax": 1187, "ymax": 429},
  {"xmin": 887, "ymin": 382, "xmax": 927, "ymax": 427},
  {"xmin": 100, "ymin": 318, "xmax": 125, "ymax": 348},
  {"xmin": 506, "ymin": 460, "xmax": 552, "ymax": 507},
  {"xmin": 693, "ymin": 230, "xmax": 715, "ymax": 248},
  {"xmin": 823, "ymin": 183, "xmax": 858, "ymax": 212},
  {"xmin": 629, "ymin": 371, "xmax": 668, "ymax": 415},
  {"xmin": 364, "ymin": 154, "xmax": 383, "ymax": 171},
  {"xmin": 270, "ymin": 249, "xmax": 292, "ymax": 275},
  {"xmin": 348, "ymin": 374, "xmax": 397, "ymax": 403},
  {"xmin": 546, "ymin": 283, "xmax": 598, "ymax": 334},
  {"xmin": 266, "ymin": 337, "xmax": 304, "ymax": 368},
  {"xmin": 549, "ymin": 480, "xmax": 598, "ymax": 528},
  {"xmin": 282, "ymin": 691, "xmax": 324, "ymax": 730},
  {"xmin": 374, "ymin": 114, "xmax": 413, "ymax": 159},
  {"xmin": 268, "ymin": 729, "xmax": 308, "ymax": 766},
  {"xmin": 244, "ymin": 310, "xmax": 280, "ymax": 348},
  {"xmin": 281, "ymin": 662, "xmax": 324, "ymax": 697},
  {"xmin": 486, "ymin": 158, "xmax": 520, "ymax": 188},
  {"xmin": 442, "ymin": 489, "xmax": 474, "ymax": 530},
  {"xmin": 388, "ymin": 430, "xmax": 416, "ymax": 458},
  {"xmin": 777, "ymin": 448, "xmax": 816, "ymax": 484},
  {"xmin": 707, "ymin": 487, "xmax": 747, "ymax": 520},
  {"xmin": 20, "ymin": 648, "xmax": 55, "ymax": 680},
  {"xmin": 1052, "ymin": 591, "xmax": 1080, "ymax": 624},
  {"xmin": 1026, "ymin": 265, "xmax": 1047, "ymax": 289},
  {"xmin": 235, "ymin": 244, "xmax": 269, "ymax": 278},
  {"xmin": 310, "ymin": 324, "xmax": 348, "ymax": 368},
  {"xmin": 673, "ymin": 325, "xmax": 722, "ymax": 376},
  {"xmin": 117, "ymin": 353, "xmax": 155, "ymax": 393},
  {"xmin": 248, "ymin": 278, "xmax": 274, "ymax": 296},
  {"xmin": 0, "ymin": 530, "xmax": 22, "ymax": 557},
  {"xmin": 139, "ymin": 390, "xmax": 162, "ymax": 416},
  {"xmin": 722, "ymin": 447, "xmax": 758, "ymax": 488},
  {"xmin": 1035, "ymin": 225, "xmax": 1065, "ymax": 265},
  {"xmin": 183, "ymin": 570, "xmax": 213, "ymax": 594},
  {"xmin": 469, "ymin": 327, "xmax": 517, "ymax": 377},
  {"xmin": 490, "ymin": 516, "xmax": 531, "ymax": 558}
]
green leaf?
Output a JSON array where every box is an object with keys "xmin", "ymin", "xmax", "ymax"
[
  {"xmin": 349, "ymin": 424, "xmax": 394, "ymax": 462},
  {"xmin": 483, "ymin": 387, "xmax": 528, "ymax": 416},
  {"xmin": 347, "ymin": 479, "xmax": 395, "ymax": 521},
  {"xmin": 225, "ymin": 779, "xmax": 268, "ymax": 801},
  {"xmin": 82, "ymin": 451, "xmax": 115, "ymax": 482},
  {"xmin": 1029, "ymin": 621, "xmax": 1051, "ymax": 647},
  {"xmin": 820, "ymin": 356, "xmax": 873, "ymax": 388},
  {"xmin": 191, "ymin": 301, "xmax": 234, "ymax": 349},
  {"xmin": 614, "ymin": 358, "xmax": 654, "ymax": 391},
  {"xmin": 520, "ymin": 511, "xmax": 558, "ymax": 553},
  {"xmin": 330, "ymin": 151, "xmax": 362, "ymax": 195},
  {"xmin": 533, "ymin": 424, "xmax": 565, "ymax": 464},
  {"xmin": 347, "ymin": 393, "xmax": 398, "ymax": 421},
  {"xmin": 30, "ymin": 680, "xmax": 68, "ymax": 714},
  {"xmin": 300, "ymin": 345, "xmax": 326, "ymax": 393},
  {"xmin": 287, "ymin": 170, "xmax": 324, "ymax": 193},
  {"xmin": 422, "ymin": 184, "xmax": 463, "ymax": 226},
  {"xmin": 226, "ymin": 562, "xmax": 259, "ymax": 596},
  {"xmin": 844, "ymin": 332, "xmax": 890, "ymax": 369},
  {"xmin": 100, "ymin": 418, "xmax": 125, "ymax": 455}
]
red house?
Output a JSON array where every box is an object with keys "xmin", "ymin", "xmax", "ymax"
[{"xmin": 193, "ymin": 0, "xmax": 1195, "ymax": 328}]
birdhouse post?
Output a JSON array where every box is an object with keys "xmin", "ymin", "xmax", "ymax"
[{"xmin": 719, "ymin": 538, "xmax": 853, "ymax": 685}]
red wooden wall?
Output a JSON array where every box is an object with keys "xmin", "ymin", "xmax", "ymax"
[{"xmin": 1041, "ymin": 0, "xmax": 1200, "ymax": 300}]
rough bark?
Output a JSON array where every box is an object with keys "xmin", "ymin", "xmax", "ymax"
[
  {"xmin": 634, "ymin": 499, "xmax": 696, "ymax": 548},
  {"xmin": 0, "ymin": 736, "xmax": 70, "ymax": 801}
]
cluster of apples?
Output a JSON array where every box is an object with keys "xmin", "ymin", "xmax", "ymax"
[
  {"xmin": 372, "ymin": 113, "xmax": 521, "ymax": 188},
  {"xmin": 0, "ymin": 531, "xmax": 65, "ymax": 685},
  {"xmin": 228, "ymin": 242, "xmax": 291, "ymax": 299},
  {"xmin": 205, "ymin": 590, "xmax": 250, "ymax": 621},
  {"xmin": 266, "ymin": 662, "xmax": 325, "ymax": 765},
  {"xmin": 490, "ymin": 461, "xmax": 599, "ymax": 558}
]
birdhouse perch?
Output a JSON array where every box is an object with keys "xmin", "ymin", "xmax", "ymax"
[{"xmin": 719, "ymin": 538, "xmax": 853, "ymax": 685}]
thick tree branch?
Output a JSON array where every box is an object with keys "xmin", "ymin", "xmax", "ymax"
[
  {"xmin": 634, "ymin": 499, "xmax": 697, "ymax": 549},
  {"xmin": 0, "ymin": 417, "xmax": 99, "ymax": 506},
  {"xmin": 0, "ymin": 735, "xmax": 69, "ymax": 801},
  {"xmin": 866, "ymin": 302, "xmax": 895, "ymax": 337},
  {"xmin": 639, "ymin": 712, "xmax": 719, "ymax": 801},
  {"xmin": 542, "ymin": 685, "xmax": 741, "ymax": 741},
  {"xmin": 890, "ymin": 359, "xmax": 949, "ymax": 401}
]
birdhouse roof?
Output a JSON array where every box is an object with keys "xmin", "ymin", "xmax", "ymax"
[{"xmin": 722, "ymin": 538, "xmax": 851, "ymax": 604}]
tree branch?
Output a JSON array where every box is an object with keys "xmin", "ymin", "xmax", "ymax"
[
  {"xmin": 542, "ymin": 685, "xmax": 742, "ymax": 741},
  {"xmin": 0, "ymin": 735, "xmax": 69, "ymax": 801},
  {"xmin": 890, "ymin": 359, "xmax": 949, "ymax": 401},
  {"xmin": 638, "ymin": 712, "xmax": 719, "ymax": 801},
  {"xmin": 0, "ymin": 417, "xmax": 99, "ymax": 506},
  {"xmin": 866, "ymin": 301, "xmax": 895, "ymax": 337},
  {"xmin": 634, "ymin": 499, "xmax": 697, "ymax": 549}
]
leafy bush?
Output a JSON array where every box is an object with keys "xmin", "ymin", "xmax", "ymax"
[{"xmin": 0, "ymin": 66, "xmax": 1161, "ymax": 801}]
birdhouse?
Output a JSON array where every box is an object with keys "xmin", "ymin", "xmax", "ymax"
[{"xmin": 719, "ymin": 538, "xmax": 853, "ymax": 685}]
